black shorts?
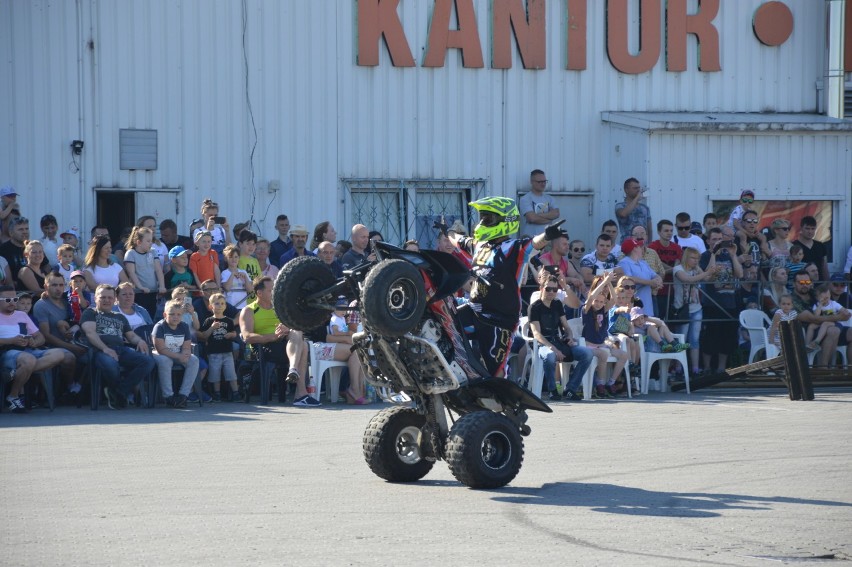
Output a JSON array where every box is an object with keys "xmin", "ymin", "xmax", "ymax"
[{"xmin": 471, "ymin": 316, "xmax": 515, "ymax": 377}]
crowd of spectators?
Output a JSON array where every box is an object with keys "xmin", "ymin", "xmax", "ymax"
[{"xmin": 0, "ymin": 178, "xmax": 849, "ymax": 413}]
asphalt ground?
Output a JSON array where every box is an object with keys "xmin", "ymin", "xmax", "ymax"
[{"xmin": 1, "ymin": 388, "xmax": 851, "ymax": 567}]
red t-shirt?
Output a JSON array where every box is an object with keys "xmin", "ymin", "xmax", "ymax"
[{"xmin": 648, "ymin": 240, "xmax": 682, "ymax": 295}]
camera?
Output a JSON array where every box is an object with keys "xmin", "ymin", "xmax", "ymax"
[
  {"xmin": 544, "ymin": 265, "xmax": 560, "ymax": 275},
  {"xmin": 212, "ymin": 216, "xmax": 227, "ymax": 224}
]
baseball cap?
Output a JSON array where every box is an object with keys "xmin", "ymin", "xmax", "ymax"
[
  {"xmin": 629, "ymin": 307, "xmax": 645, "ymax": 321},
  {"xmin": 168, "ymin": 245, "xmax": 190, "ymax": 259},
  {"xmin": 60, "ymin": 227, "xmax": 80, "ymax": 239},
  {"xmin": 689, "ymin": 221, "xmax": 703, "ymax": 236},
  {"xmin": 740, "ymin": 189, "xmax": 755, "ymax": 199},
  {"xmin": 69, "ymin": 270, "xmax": 86, "ymax": 280},
  {"xmin": 829, "ymin": 273, "xmax": 847, "ymax": 283},
  {"xmin": 620, "ymin": 238, "xmax": 641, "ymax": 255},
  {"xmin": 289, "ymin": 224, "xmax": 309, "ymax": 236},
  {"xmin": 0, "ymin": 186, "xmax": 17, "ymax": 198},
  {"xmin": 194, "ymin": 229, "xmax": 212, "ymax": 242},
  {"xmin": 335, "ymin": 296, "xmax": 349, "ymax": 308}
]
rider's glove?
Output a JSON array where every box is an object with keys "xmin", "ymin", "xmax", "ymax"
[{"xmin": 544, "ymin": 220, "xmax": 566, "ymax": 241}]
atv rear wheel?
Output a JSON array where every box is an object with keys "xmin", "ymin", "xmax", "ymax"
[
  {"xmin": 445, "ymin": 411, "xmax": 524, "ymax": 489},
  {"xmin": 361, "ymin": 259, "xmax": 426, "ymax": 336},
  {"xmin": 273, "ymin": 256, "xmax": 336, "ymax": 331},
  {"xmin": 363, "ymin": 406, "xmax": 434, "ymax": 483}
]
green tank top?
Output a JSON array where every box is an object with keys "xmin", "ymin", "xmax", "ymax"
[{"xmin": 248, "ymin": 300, "xmax": 278, "ymax": 335}]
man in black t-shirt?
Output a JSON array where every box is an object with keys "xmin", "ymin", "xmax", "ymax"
[{"xmin": 793, "ymin": 215, "xmax": 829, "ymax": 283}]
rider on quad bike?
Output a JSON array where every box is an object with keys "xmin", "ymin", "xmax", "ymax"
[{"xmin": 447, "ymin": 196, "xmax": 566, "ymax": 378}]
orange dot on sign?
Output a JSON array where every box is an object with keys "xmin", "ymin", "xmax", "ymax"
[{"xmin": 753, "ymin": 1, "xmax": 794, "ymax": 46}]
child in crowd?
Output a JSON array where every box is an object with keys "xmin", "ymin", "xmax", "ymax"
[
  {"xmin": 582, "ymin": 272, "xmax": 629, "ymax": 397},
  {"xmin": 59, "ymin": 227, "xmax": 85, "ymax": 266},
  {"xmin": 330, "ymin": 297, "xmax": 351, "ymax": 337},
  {"xmin": 170, "ymin": 287, "xmax": 200, "ymax": 335},
  {"xmin": 197, "ymin": 292, "xmax": 241, "ymax": 402},
  {"xmin": 16, "ymin": 291, "xmax": 37, "ymax": 325},
  {"xmin": 630, "ymin": 307, "xmax": 687, "ymax": 354},
  {"xmin": 0, "ymin": 186, "xmax": 21, "ymax": 238},
  {"xmin": 237, "ymin": 230, "xmax": 261, "ymax": 283},
  {"xmin": 608, "ymin": 288, "xmax": 640, "ymax": 368},
  {"xmin": 39, "ymin": 214, "xmax": 60, "ymax": 268},
  {"xmin": 768, "ymin": 294, "xmax": 798, "ymax": 351},
  {"xmin": 221, "ymin": 244, "xmax": 253, "ymax": 309},
  {"xmin": 727, "ymin": 190, "xmax": 755, "ymax": 232},
  {"xmin": 193, "ymin": 199, "xmax": 231, "ymax": 260},
  {"xmin": 123, "ymin": 226, "xmax": 166, "ymax": 318},
  {"xmin": 189, "ymin": 230, "xmax": 221, "ymax": 290},
  {"xmin": 805, "ymin": 285, "xmax": 847, "ymax": 351},
  {"xmin": 56, "ymin": 244, "xmax": 77, "ymax": 283},
  {"xmin": 786, "ymin": 244, "xmax": 807, "ymax": 285},
  {"xmin": 152, "ymin": 300, "xmax": 200, "ymax": 409},
  {"xmin": 165, "ymin": 246, "xmax": 195, "ymax": 290}
]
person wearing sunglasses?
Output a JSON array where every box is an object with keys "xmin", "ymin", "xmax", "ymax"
[
  {"xmin": 518, "ymin": 169, "xmax": 561, "ymax": 239},
  {"xmin": 0, "ymin": 285, "xmax": 68, "ymax": 413},
  {"xmin": 735, "ymin": 210, "xmax": 770, "ymax": 269},
  {"xmin": 567, "ymin": 239, "xmax": 587, "ymax": 276},
  {"xmin": 727, "ymin": 189, "xmax": 756, "ymax": 233},
  {"xmin": 766, "ymin": 218, "xmax": 794, "ymax": 268},
  {"xmin": 672, "ymin": 212, "xmax": 706, "ymax": 254},
  {"xmin": 617, "ymin": 238, "xmax": 663, "ymax": 318},
  {"xmin": 791, "ymin": 272, "xmax": 849, "ymax": 367},
  {"xmin": 698, "ymin": 228, "xmax": 743, "ymax": 374}
]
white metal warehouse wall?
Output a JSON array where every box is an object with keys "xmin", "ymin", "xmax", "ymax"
[{"xmin": 0, "ymin": 0, "xmax": 844, "ymax": 255}]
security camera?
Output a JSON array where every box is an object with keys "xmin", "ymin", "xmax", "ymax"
[{"xmin": 71, "ymin": 140, "xmax": 85, "ymax": 155}]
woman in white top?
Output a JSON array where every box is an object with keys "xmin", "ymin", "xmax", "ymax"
[
  {"xmin": 83, "ymin": 234, "xmax": 128, "ymax": 290},
  {"xmin": 112, "ymin": 281, "xmax": 154, "ymax": 330}
]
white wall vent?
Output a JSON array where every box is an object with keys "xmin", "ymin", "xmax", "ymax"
[{"xmin": 119, "ymin": 129, "xmax": 158, "ymax": 170}]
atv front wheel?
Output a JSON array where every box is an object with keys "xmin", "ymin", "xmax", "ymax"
[
  {"xmin": 361, "ymin": 259, "xmax": 426, "ymax": 336},
  {"xmin": 273, "ymin": 256, "xmax": 336, "ymax": 331},
  {"xmin": 445, "ymin": 411, "xmax": 524, "ymax": 489},
  {"xmin": 363, "ymin": 406, "xmax": 434, "ymax": 483}
]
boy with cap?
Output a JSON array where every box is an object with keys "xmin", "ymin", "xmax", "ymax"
[
  {"xmin": 630, "ymin": 307, "xmax": 686, "ymax": 353},
  {"xmin": 727, "ymin": 190, "xmax": 756, "ymax": 232},
  {"xmin": 60, "ymin": 227, "xmax": 85, "ymax": 267},
  {"xmin": 0, "ymin": 187, "xmax": 21, "ymax": 235},
  {"xmin": 165, "ymin": 246, "xmax": 195, "ymax": 289}
]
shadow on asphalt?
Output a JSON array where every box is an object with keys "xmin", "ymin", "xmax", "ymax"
[{"xmin": 491, "ymin": 482, "xmax": 852, "ymax": 517}]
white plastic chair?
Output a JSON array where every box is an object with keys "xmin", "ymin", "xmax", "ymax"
[
  {"xmin": 567, "ymin": 317, "xmax": 632, "ymax": 398},
  {"xmin": 520, "ymin": 317, "xmax": 592, "ymax": 399},
  {"xmin": 807, "ymin": 343, "xmax": 848, "ymax": 368},
  {"xmin": 739, "ymin": 309, "xmax": 777, "ymax": 363},
  {"xmin": 637, "ymin": 333, "xmax": 690, "ymax": 394},
  {"xmin": 307, "ymin": 341, "xmax": 347, "ymax": 403}
]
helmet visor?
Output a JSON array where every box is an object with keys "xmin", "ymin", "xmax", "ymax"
[{"xmin": 479, "ymin": 212, "xmax": 501, "ymax": 227}]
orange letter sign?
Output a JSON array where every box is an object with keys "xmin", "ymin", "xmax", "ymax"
[
  {"xmin": 666, "ymin": 0, "xmax": 721, "ymax": 71},
  {"xmin": 357, "ymin": 0, "xmax": 415, "ymax": 67},
  {"xmin": 492, "ymin": 0, "xmax": 546, "ymax": 70},
  {"xmin": 423, "ymin": 0, "xmax": 485, "ymax": 68},
  {"xmin": 606, "ymin": 0, "xmax": 661, "ymax": 74}
]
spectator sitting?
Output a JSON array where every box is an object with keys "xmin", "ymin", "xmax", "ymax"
[
  {"xmin": 0, "ymin": 284, "xmax": 68, "ymax": 413},
  {"xmin": 317, "ymin": 241, "xmax": 343, "ymax": 278},
  {"xmin": 165, "ymin": 246, "xmax": 195, "ymax": 290},
  {"xmin": 83, "ymin": 234, "xmax": 128, "ymax": 291},
  {"xmin": 601, "ymin": 220, "xmax": 622, "ymax": 256},
  {"xmin": 197, "ymin": 292, "xmax": 242, "ymax": 402},
  {"xmin": 17, "ymin": 240, "xmax": 50, "ymax": 293},
  {"xmin": 581, "ymin": 272, "xmax": 629, "ymax": 397},
  {"xmin": 790, "ymin": 273, "xmax": 849, "ymax": 366},
  {"xmin": 579, "ymin": 233, "xmax": 621, "ymax": 286},
  {"xmin": 0, "ymin": 216, "xmax": 30, "ymax": 285},
  {"xmin": 16, "ymin": 291, "xmax": 37, "ymax": 325},
  {"xmin": 536, "ymin": 230, "xmax": 586, "ymax": 295},
  {"xmin": 80, "ymin": 284, "xmax": 155, "ymax": 409},
  {"xmin": 805, "ymin": 284, "xmax": 848, "ymax": 352},
  {"xmin": 303, "ymin": 306, "xmax": 368, "ymax": 405},
  {"xmin": 631, "ymin": 307, "xmax": 686, "ymax": 354},
  {"xmin": 152, "ymin": 299, "xmax": 200, "ymax": 408},
  {"xmin": 111, "ymin": 282, "xmax": 153, "ymax": 331},
  {"xmin": 193, "ymin": 280, "xmax": 239, "ymax": 324},
  {"xmin": 403, "ymin": 239, "xmax": 420, "ymax": 251},
  {"xmin": 33, "ymin": 272, "xmax": 85, "ymax": 394},
  {"xmin": 60, "ymin": 227, "xmax": 85, "ymax": 266}
]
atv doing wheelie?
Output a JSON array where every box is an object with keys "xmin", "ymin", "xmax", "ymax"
[{"xmin": 272, "ymin": 241, "xmax": 551, "ymax": 489}]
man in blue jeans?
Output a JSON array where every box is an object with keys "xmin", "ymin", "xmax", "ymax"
[
  {"xmin": 81, "ymin": 284, "xmax": 155, "ymax": 409},
  {"xmin": 528, "ymin": 276, "xmax": 594, "ymax": 401}
]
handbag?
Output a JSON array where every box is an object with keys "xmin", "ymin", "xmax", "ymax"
[{"xmin": 608, "ymin": 313, "xmax": 631, "ymax": 336}]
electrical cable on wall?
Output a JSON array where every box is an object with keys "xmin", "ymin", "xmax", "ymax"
[{"xmin": 242, "ymin": 0, "xmax": 259, "ymax": 234}]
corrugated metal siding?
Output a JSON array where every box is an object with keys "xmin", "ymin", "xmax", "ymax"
[{"xmin": 0, "ymin": 0, "xmax": 846, "ymax": 253}]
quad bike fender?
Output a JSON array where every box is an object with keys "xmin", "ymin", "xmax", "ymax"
[{"xmin": 465, "ymin": 378, "xmax": 552, "ymax": 413}]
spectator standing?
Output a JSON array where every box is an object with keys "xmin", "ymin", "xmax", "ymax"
[
  {"xmin": 278, "ymin": 225, "xmax": 315, "ymax": 267},
  {"xmin": 793, "ymin": 215, "xmax": 830, "ymax": 282},
  {"xmin": 614, "ymin": 177, "xmax": 652, "ymax": 243},
  {"xmin": 698, "ymin": 229, "xmax": 742, "ymax": 373},
  {"xmin": 0, "ymin": 216, "xmax": 29, "ymax": 286},
  {"xmin": 766, "ymin": 218, "xmax": 793, "ymax": 268},
  {"xmin": 579, "ymin": 234, "xmax": 622, "ymax": 286},
  {"xmin": 197, "ymin": 292, "xmax": 242, "ymax": 402},
  {"xmin": 255, "ymin": 238, "xmax": 279, "ymax": 280},
  {"xmin": 221, "ymin": 245, "xmax": 254, "ymax": 309},
  {"xmin": 649, "ymin": 219, "xmax": 683, "ymax": 320},
  {"xmin": 189, "ymin": 230, "xmax": 221, "ymax": 289},
  {"xmin": 236, "ymin": 230, "xmax": 261, "ymax": 283},
  {"xmin": 762, "ymin": 266, "xmax": 790, "ymax": 316},
  {"xmin": 122, "ymin": 226, "xmax": 166, "ymax": 318},
  {"xmin": 672, "ymin": 247, "xmax": 712, "ymax": 375},
  {"xmin": 39, "ymin": 215, "xmax": 60, "ymax": 268},
  {"xmin": 159, "ymin": 219, "xmax": 194, "ymax": 252},
  {"xmin": 672, "ymin": 212, "xmax": 707, "ymax": 254},
  {"xmin": 617, "ymin": 238, "xmax": 663, "ymax": 318},
  {"xmin": 310, "ymin": 221, "xmax": 338, "ymax": 253},
  {"xmin": 80, "ymin": 284, "xmax": 155, "ymax": 409},
  {"xmin": 735, "ymin": 210, "xmax": 769, "ymax": 269},
  {"xmin": 0, "ymin": 187, "xmax": 21, "ymax": 240},
  {"xmin": 601, "ymin": 220, "xmax": 622, "ymax": 257},
  {"xmin": 537, "ymin": 230, "xmax": 586, "ymax": 294},
  {"xmin": 193, "ymin": 280, "xmax": 240, "ymax": 324},
  {"xmin": 16, "ymin": 240, "xmax": 49, "ymax": 293},
  {"xmin": 340, "ymin": 224, "xmax": 375, "ymax": 271},
  {"xmin": 519, "ymin": 169, "xmax": 560, "ymax": 238},
  {"xmin": 164, "ymin": 246, "xmax": 195, "ymax": 290},
  {"xmin": 630, "ymin": 225, "xmax": 667, "ymax": 316},
  {"xmin": 566, "ymin": 239, "xmax": 586, "ymax": 277},
  {"xmin": 192, "ymin": 199, "xmax": 231, "ymax": 260},
  {"xmin": 268, "ymin": 214, "xmax": 293, "ymax": 269}
]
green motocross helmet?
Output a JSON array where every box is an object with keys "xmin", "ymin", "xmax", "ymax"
[{"xmin": 469, "ymin": 196, "xmax": 520, "ymax": 241}]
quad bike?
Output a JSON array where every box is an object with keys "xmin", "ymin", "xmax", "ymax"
[{"xmin": 272, "ymin": 242, "xmax": 551, "ymax": 489}]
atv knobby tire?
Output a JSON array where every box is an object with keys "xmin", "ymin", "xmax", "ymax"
[
  {"xmin": 361, "ymin": 259, "xmax": 426, "ymax": 336},
  {"xmin": 273, "ymin": 256, "xmax": 336, "ymax": 331},
  {"xmin": 445, "ymin": 411, "xmax": 524, "ymax": 489},
  {"xmin": 363, "ymin": 406, "xmax": 434, "ymax": 483}
]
